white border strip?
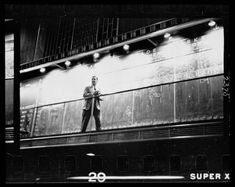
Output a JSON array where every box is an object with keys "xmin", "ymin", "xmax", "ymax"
[{"xmin": 67, "ymin": 175, "xmax": 185, "ymax": 180}]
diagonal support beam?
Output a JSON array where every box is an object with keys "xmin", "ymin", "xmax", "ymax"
[
  {"xmin": 54, "ymin": 63, "xmax": 66, "ymax": 70},
  {"xmin": 147, "ymin": 38, "xmax": 157, "ymax": 47}
]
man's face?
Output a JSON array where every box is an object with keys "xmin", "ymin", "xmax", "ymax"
[{"xmin": 92, "ymin": 77, "xmax": 98, "ymax": 86}]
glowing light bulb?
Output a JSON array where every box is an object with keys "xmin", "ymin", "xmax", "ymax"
[
  {"xmin": 93, "ymin": 52, "xmax": 100, "ymax": 59},
  {"xmin": 208, "ymin": 20, "xmax": 216, "ymax": 27},
  {"xmin": 164, "ymin": 33, "xmax": 171, "ymax": 38},
  {"xmin": 65, "ymin": 60, "xmax": 71, "ymax": 67},
  {"xmin": 123, "ymin": 44, "xmax": 130, "ymax": 51},
  {"xmin": 40, "ymin": 67, "xmax": 46, "ymax": 73}
]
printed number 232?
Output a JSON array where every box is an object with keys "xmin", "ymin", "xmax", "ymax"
[{"xmin": 88, "ymin": 172, "xmax": 106, "ymax": 182}]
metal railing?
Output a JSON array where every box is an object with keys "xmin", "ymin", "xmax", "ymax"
[{"xmin": 20, "ymin": 73, "xmax": 224, "ymax": 139}]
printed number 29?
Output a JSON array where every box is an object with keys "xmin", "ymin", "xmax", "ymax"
[{"xmin": 88, "ymin": 172, "xmax": 106, "ymax": 182}]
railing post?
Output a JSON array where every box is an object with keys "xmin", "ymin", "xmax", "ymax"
[
  {"xmin": 61, "ymin": 102, "xmax": 67, "ymax": 134},
  {"xmin": 30, "ymin": 79, "xmax": 42, "ymax": 137},
  {"xmin": 96, "ymin": 18, "xmax": 100, "ymax": 42},
  {"xmin": 70, "ymin": 18, "xmax": 76, "ymax": 50},
  {"xmin": 33, "ymin": 23, "xmax": 41, "ymax": 61},
  {"xmin": 173, "ymin": 56, "xmax": 176, "ymax": 123},
  {"xmin": 131, "ymin": 91, "xmax": 135, "ymax": 125},
  {"xmin": 30, "ymin": 107, "xmax": 38, "ymax": 137}
]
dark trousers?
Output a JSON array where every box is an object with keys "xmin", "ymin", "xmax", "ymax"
[{"xmin": 81, "ymin": 107, "xmax": 101, "ymax": 133}]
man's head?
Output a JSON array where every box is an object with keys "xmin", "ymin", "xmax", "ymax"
[{"xmin": 91, "ymin": 76, "xmax": 98, "ymax": 86}]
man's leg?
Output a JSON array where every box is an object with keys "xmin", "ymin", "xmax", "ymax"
[
  {"xmin": 93, "ymin": 108, "xmax": 101, "ymax": 131},
  {"xmin": 81, "ymin": 109, "xmax": 91, "ymax": 133}
]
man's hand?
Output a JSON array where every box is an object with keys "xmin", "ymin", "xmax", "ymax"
[{"xmin": 93, "ymin": 91, "xmax": 100, "ymax": 96}]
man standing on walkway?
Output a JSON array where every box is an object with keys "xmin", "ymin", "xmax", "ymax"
[{"xmin": 81, "ymin": 75, "xmax": 102, "ymax": 133}]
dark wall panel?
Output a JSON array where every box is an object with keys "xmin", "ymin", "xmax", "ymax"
[
  {"xmin": 211, "ymin": 76, "xmax": 223, "ymax": 119},
  {"xmin": 33, "ymin": 104, "xmax": 64, "ymax": 136},
  {"xmin": 176, "ymin": 76, "xmax": 224, "ymax": 122},
  {"xmin": 198, "ymin": 78, "xmax": 212, "ymax": 119},
  {"xmin": 101, "ymin": 92, "xmax": 133, "ymax": 130},
  {"xmin": 62, "ymin": 101, "xmax": 83, "ymax": 134},
  {"xmin": 20, "ymin": 108, "xmax": 34, "ymax": 137},
  {"xmin": 133, "ymin": 85, "xmax": 174, "ymax": 126}
]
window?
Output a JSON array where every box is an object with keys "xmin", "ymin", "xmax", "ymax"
[
  {"xmin": 143, "ymin": 155, "xmax": 155, "ymax": 172},
  {"xmin": 64, "ymin": 156, "xmax": 76, "ymax": 171},
  {"xmin": 196, "ymin": 155, "xmax": 207, "ymax": 171},
  {"xmin": 222, "ymin": 155, "xmax": 230, "ymax": 172},
  {"xmin": 117, "ymin": 156, "xmax": 128, "ymax": 172},
  {"xmin": 90, "ymin": 156, "xmax": 103, "ymax": 171},
  {"xmin": 13, "ymin": 156, "xmax": 23, "ymax": 173},
  {"xmin": 170, "ymin": 155, "xmax": 181, "ymax": 171},
  {"xmin": 39, "ymin": 156, "xmax": 50, "ymax": 173}
]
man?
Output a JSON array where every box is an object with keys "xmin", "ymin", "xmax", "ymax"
[{"xmin": 81, "ymin": 76, "xmax": 102, "ymax": 133}]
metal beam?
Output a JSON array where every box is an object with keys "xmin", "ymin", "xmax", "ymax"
[
  {"xmin": 147, "ymin": 38, "xmax": 157, "ymax": 47},
  {"xmin": 33, "ymin": 23, "xmax": 41, "ymax": 61},
  {"xmin": 54, "ymin": 63, "xmax": 66, "ymax": 70}
]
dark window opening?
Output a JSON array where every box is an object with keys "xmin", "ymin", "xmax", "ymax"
[
  {"xmin": 143, "ymin": 155, "xmax": 155, "ymax": 172},
  {"xmin": 39, "ymin": 156, "xmax": 50, "ymax": 173},
  {"xmin": 222, "ymin": 155, "xmax": 230, "ymax": 172},
  {"xmin": 170, "ymin": 155, "xmax": 181, "ymax": 171},
  {"xmin": 65, "ymin": 156, "xmax": 76, "ymax": 172},
  {"xmin": 6, "ymin": 156, "xmax": 13, "ymax": 174},
  {"xmin": 146, "ymin": 26, "xmax": 150, "ymax": 34},
  {"xmin": 90, "ymin": 156, "xmax": 103, "ymax": 171},
  {"xmin": 13, "ymin": 156, "xmax": 23, "ymax": 173},
  {"xmin": 117, "ymin": 156, "xmax": 128, "ymax": 172},
  {"xmin": 196, "ymin": 155, "xmax": 207, "ymax": 171},
  {"xmin": 126, "ymin": 32, "xmax": 131, "ymax": 39}
]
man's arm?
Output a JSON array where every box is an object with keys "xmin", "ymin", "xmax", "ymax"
[
  {"xmin": 94, "ymin": 88, "xmax": 103, "ymax": 100},
  {"xmin": 93, "ymin": 90, "xmax": 101, "ymax": 96},
  {"xmin": 83, "ymin": 87, "xmax": 93, "ymax": 98}
]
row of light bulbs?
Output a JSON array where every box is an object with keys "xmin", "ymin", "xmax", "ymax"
[
  {"xmin": 39, "ymin": 20, "xmax": 216, "ymax": 74},
  {"xmin": 39, "ymin": 40, "xmax": 155, "ymax": 73},
  {"xmin": 39, "ymin": 44, "xmax": 131, "ymax": 73}
]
